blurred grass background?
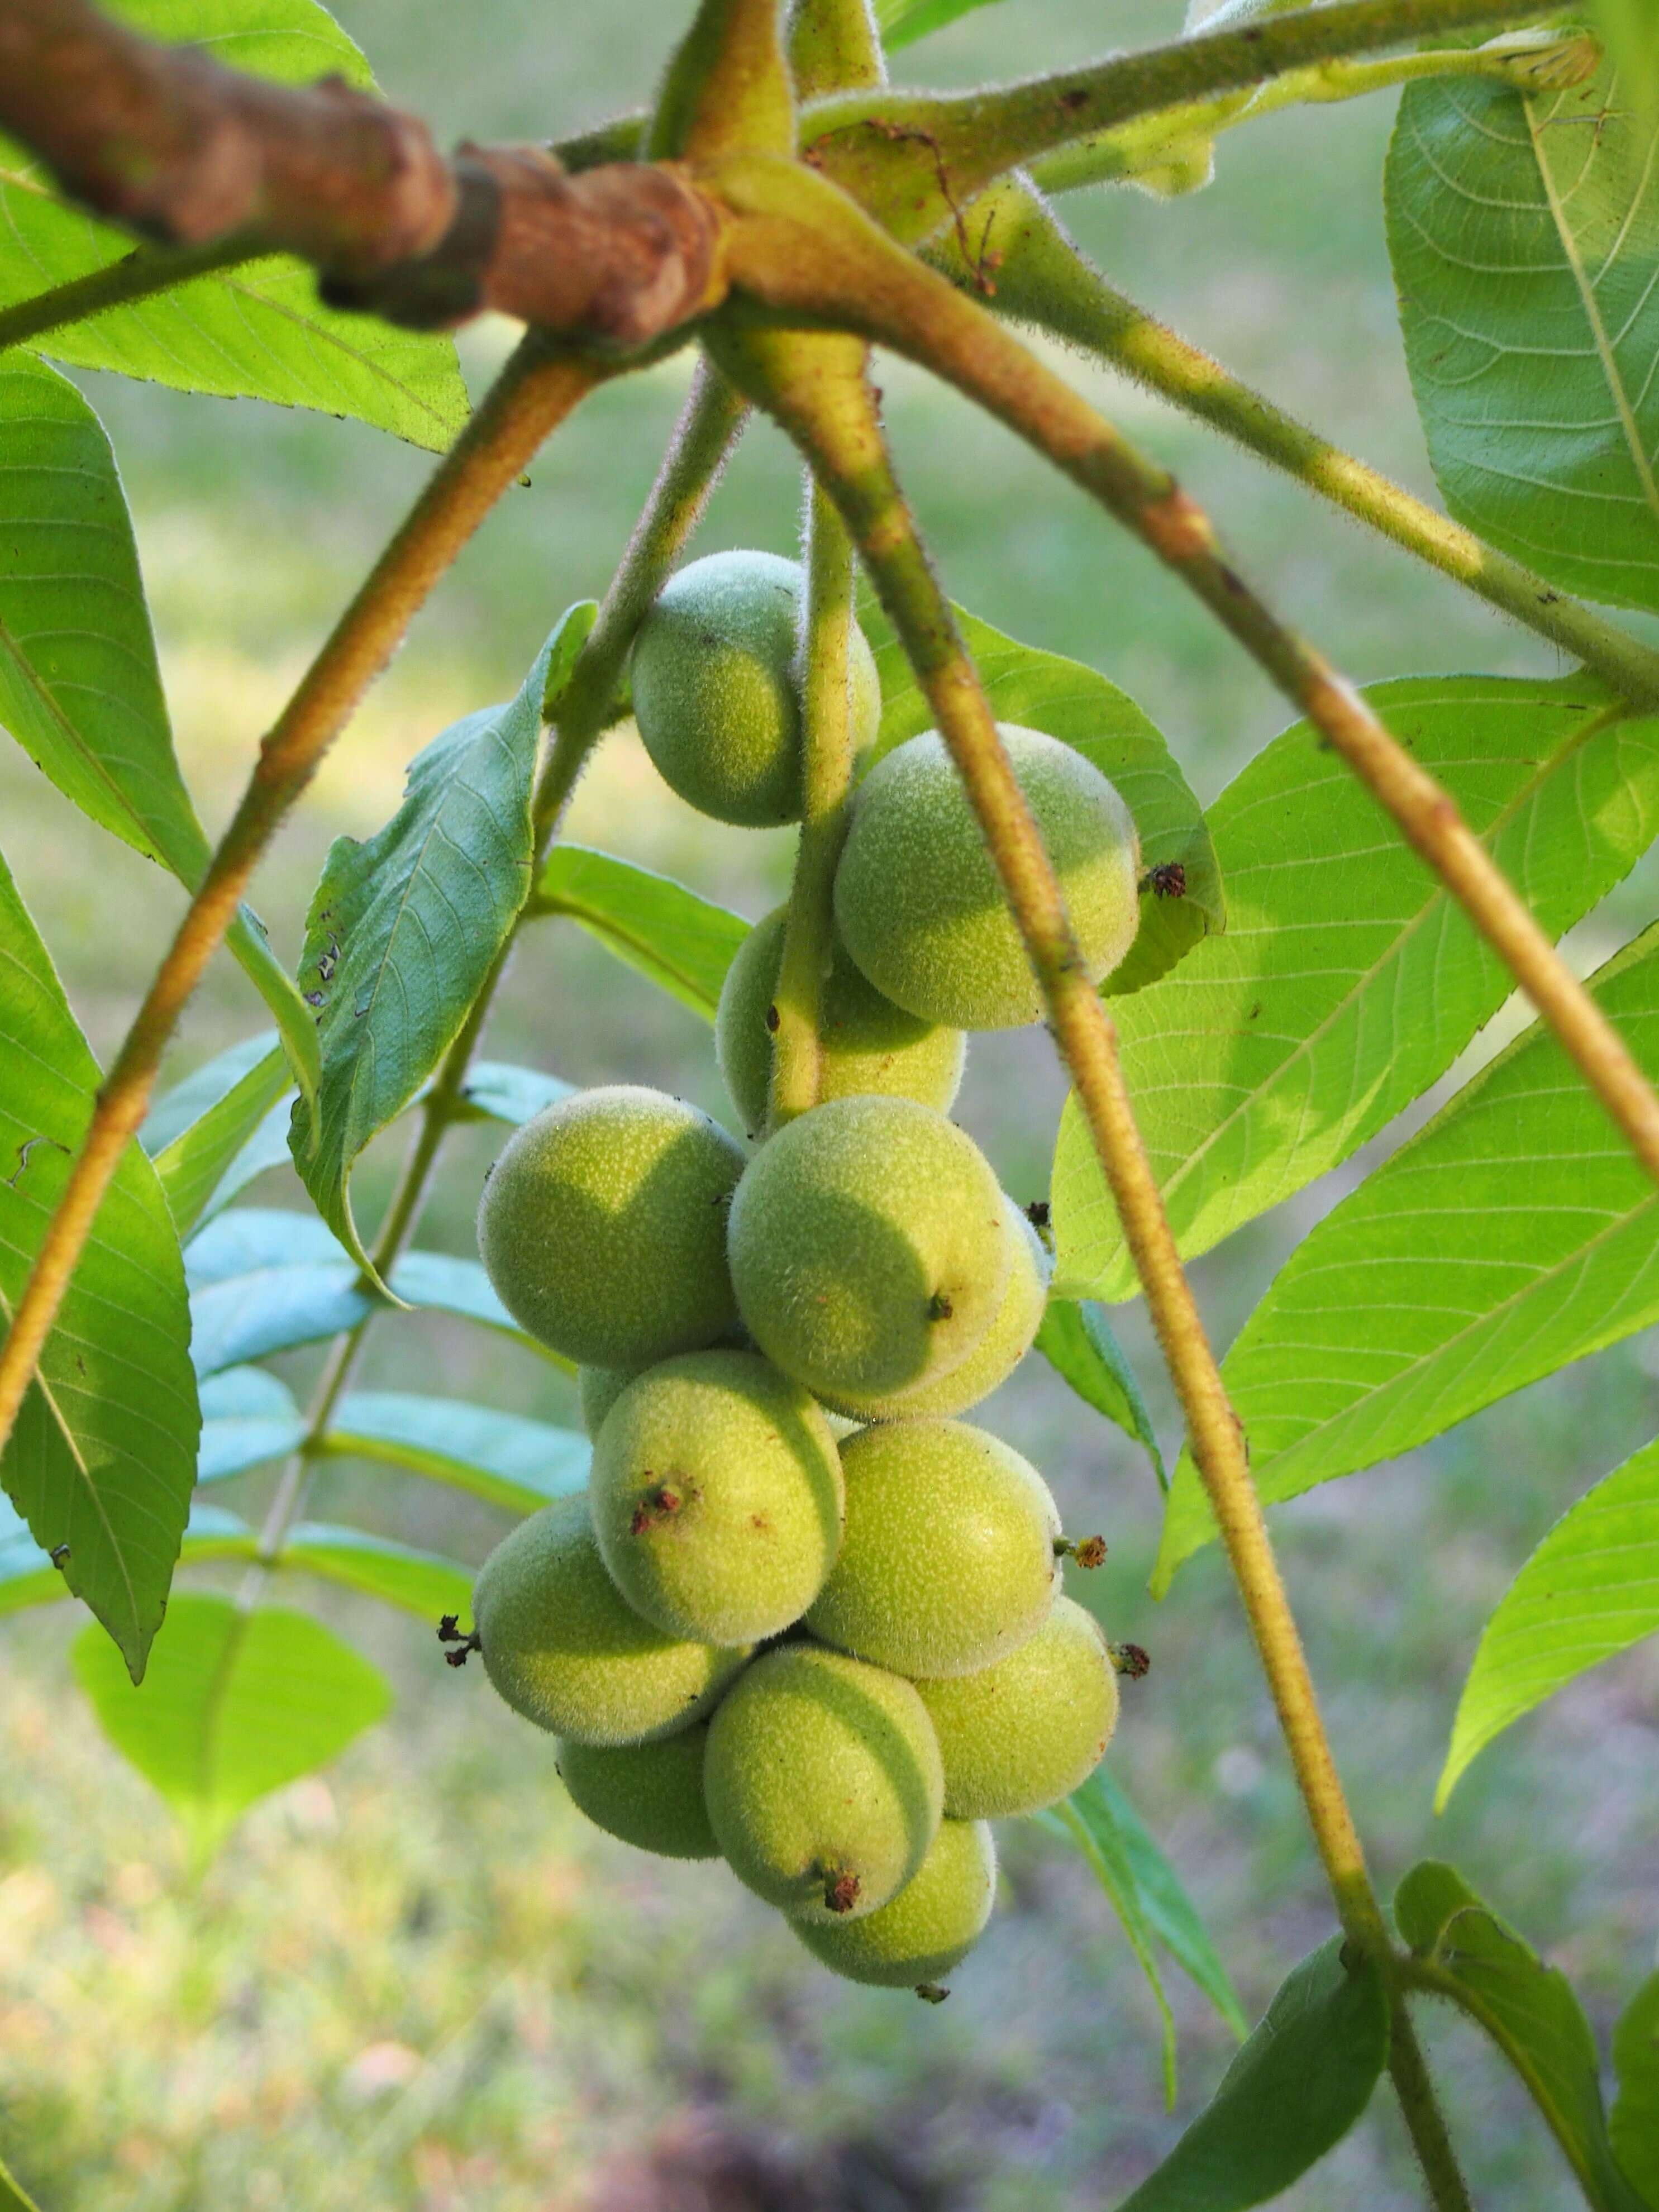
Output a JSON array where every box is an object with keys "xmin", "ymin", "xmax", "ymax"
[{"xmin": 3, "ymin": 0, "xmax": 1658, "ymax": 2205}]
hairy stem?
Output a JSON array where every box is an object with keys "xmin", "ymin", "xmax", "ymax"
[
  {"xmin": 1388, "ymin": 1999, "xmax": 1476, "ymax": 2212},
  {"xmin": 935, "ymin": 186, "xmax": 1659, "ymax": 709},
  {"xmin": 243, "ymin": 357, "xmax": 747, "ymax": 1582},
  {"xmin": 0, "ymin": 235, "xmax": 256, "ymax": 351},
  {"xmin": 769, "ymin": 473, "xmax": 859, "ymax": 1128},
  {"xmin": 0, "ymin": 335, "xmax": 608, "ymax": 1464},
  {"xmin": 719, "ymin": 166, "xmax": 1659, "ymax": 1187},
  {"xmin": 738, "ymin": 349, "xmax": 1467, "ymax": 2199}
]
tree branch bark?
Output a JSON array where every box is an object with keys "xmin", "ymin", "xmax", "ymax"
[{"xmin": 0, "ymin": 0, "xmax": 726, "ymax": 342}]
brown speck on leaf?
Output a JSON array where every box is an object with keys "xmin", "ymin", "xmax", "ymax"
[{"xmin": 50, "ymin": 1543, "xmax": 70, "ymax": 1570}]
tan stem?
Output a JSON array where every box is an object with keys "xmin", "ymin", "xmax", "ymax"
[
  {"xmin": 0, "ymin": 337, "xmax": 608, "ymax": 1463},
  {"xmin": 718, "ymin": 168, "xmax": 1659, "ymax": 1189}
]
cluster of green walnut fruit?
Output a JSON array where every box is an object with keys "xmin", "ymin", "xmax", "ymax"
[{"xmin": 456, "ymin": 549, "xmax": 1146, "ymax": 1996}]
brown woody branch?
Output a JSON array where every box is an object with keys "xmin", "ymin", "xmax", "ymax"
[{"xmin": 0, "ymin": 0, "xmax": 726, "ymax": 342}]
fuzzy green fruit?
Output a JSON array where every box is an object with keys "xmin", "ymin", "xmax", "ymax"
[
  {"xmin": 834, "ymin": 724, "xmax": 1142, "ymax": 1029},
  {"xmin": 727, "ymin": 1096, "xmax": 1010, "ymax": 1404},
  {"xmin": 477, "ymin": 1085, "xmax": 743, "ymax": 1368},
  {"xmin": 716, "ymin": 905, "xmax": 965, "ymax": 1138},
  {"xmin": 807, "ymin": 1419, "xmax": 1060, "ymax": 1678},
  {"xmin": 791, "ymin": 1818, "xmax": 995, "ymax": 1989},
  {"xmin": 824, "ymin": 1195, "xmax": 1051, "ymax": 1423},
  {"xmin": 556, "ymin": 1723, "xmax": 721, "ymax": 1859},
  {"xmin": 915, "ymin": 1596, "xmax": 1119, "ymax": 1819},
  {"xmin": 703, "ymin": 1642, "xmax": 943, "ymax": 1923},
  {"xmin": 590, "ymin": 1350, "xmax": 845, "ymax": 1644},
  {"xmin": 579, "ymin": 1362, "xmax": 645, "ymax": 1438},
  {"xmin": 472, "ymin": 1494, "xmax": 749, "ymax": 1746},
  {"xmin": 630, "ymin": 550, "xmax": 881, "ymax": 827}
]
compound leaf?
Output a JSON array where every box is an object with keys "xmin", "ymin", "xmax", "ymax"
[
  {"xmin": 871, "ymin": 603, "xmax": 1220, "ymax": 995},
  {"xmin": 1053, "ymin": 678, "xmax": 1659, "ymax": 1304},
  {"xmin": 0, "ymin": 0, "xmax": 466, "ymax": 449},
  {"xmin": 73, "ymin": 1590, "xmax": 390, "ymax": 1857},
  {"xmin": 1396, "ymin": 1863, "xmax": 1645, "ymax": 2211},
  {"xmin": 532, "ymin": 846, "xmax": 750, "ymax": 1021},
  {"xmin": 321, "ymin": 1391, "xmax": 590, "ymax": 1513},
  {"xmin": 151, "ymin": 1042, "xmax": 294, "ymax": 1238},
  {"xmin": 1612, "ymin": 1972, "xmax": 1659, "ymax": 2208},
  {"xmin": 454, "ymin": 1060, "xmax": 573, "ymax": 1127},
  {"xmin": 1386, "ymin": 58, "xmax": 1659, "ymax": 613},
  {"xmin": 1036, "ymin": 1298, "xmax": 1166, "ymax": 1488},
  {"xmin": 1156, "ymin": 921, "xmax": 1659, "ymax": 1589},
  {"xmin": 1113, "ymin": 1937, "xmax": 1387, "ymax": 2212},
  {"xmin": 0, "ymin": 845, "xmax": 198, "ymax": 1680},
  {"xmin": 1439, "ymin": 1434, "xmax": 1659, "ymax": 1806},
  {"xmin": 289, "ymin": 640, "xmax": 552, "ymax": 1288}
]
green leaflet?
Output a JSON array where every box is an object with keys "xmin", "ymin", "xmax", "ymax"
[
  {"xmin": 1040, "ymin": 1770, "xmax": 1245, "ymax": 2104},
  {"xmin": 0, "ymin": 0, "xmax": 467, "ymax": 449},
  {"xmin": 1594, "ymin": 0, "xmax": 1659, "ymax": 117},
  {"xmin": 151, "ymin": 1043, "xmax": 295, "ymax": 1238},
  {"xmin": 869, "ymin": 602, "xmax": 1221, "ymax": 995},
  {"xmin": 1035, "ymin": 1299, "xmax": 1167, "ymax": 1489},
  {"xmin": 1053, "ymin": 677, "xmax": 1659, "ymax": 1304},
  {"xmin": 0, "ymin": 845, "xmax": 198, "ymax": 1681},
  {"xmin": 0, "ymin": 2152, "xmax": 41, "ymax": 2212},
  {"xmin": 532, "ymin": 847, "xmax": 752, "ymax": 1020},
  {"xmin": 1386, "ymin": 58, "xmax": 1659, "ymax": 614},
  {"xmin": 1113, "ymin": 1937, "xmax": 1387, "ymax": 2211},
  {"xmin": 320, "ymin": 1393, "xmax": 590, "ymax": 1515},
  {"xmin": 289, "ymin": 641, "xmax": 553, "ymax": 1289},
  {"xmin": 876, "ymin": 0, "xmax": 1007, "ymax": 47},
  {"xmin": 1612, "ymin": 1972, "xmax": 1659, "ymax": 2209},
  {"xmin": 453, "ymin": 1060, "xmax": 573, "ymax": 1127},
  {"xmin": 73, "ymin": 1592, "xmax": 390, "ymax": 1860},
  {"xmin": 1439, "ymin": 1434, "xmax": 1659, "ymax": 1806},
  {"xmin": 1396, "ymin": 1863, "xmax": 1646, "ymax": 2212},
  {"xmin": 1156, "ymin": 921, "xmax": 1659, "ymax": 1588}
]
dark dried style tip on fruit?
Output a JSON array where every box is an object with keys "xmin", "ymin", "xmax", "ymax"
[
  {"xmin": 916, "ymin": 1984, "xmax": 950, "ymax": 2004},
  {"xmin": 824, "ymin": 1870, "xmax": 861, "ymax": 1914},
  {"xmin": 1110, "ymin": 1643, "xmax": 1152, "ymax": 1680},
  {"xmin": 1056, "ymin": 1534, "xmax": 1108, "ymax": 1570},
  {"xmin": 1142, "ymin": 861, "xmax": 1188, "ymax": 899}
]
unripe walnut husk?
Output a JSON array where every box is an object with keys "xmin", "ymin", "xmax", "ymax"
[
  {"xmin": 834, "ymin": 724, "xmax": 1141, "ymax": 1029},
  {"xmin": 716, "ymin": 904, "xmax": 965, "ymax": 1138},
  {"xmin": 790, "ymin": 1817, "xmax": 995, "ymax": 1989},
  {"xmin": 471, "ymin": 1493, "xmax": 749, "ymax": 1746},
  {"xmin": 630, "ymin": 549, "xmax": 881, "ymax": 827},
  {"xmin": 727, "ymin": 1095, "xmax": 1011, "ymax": 1405},
  {"xmin": 477, "ymin": 1084, "xmax": 743, "ymax": 1369},
  {"xmin": 556, "ymin": 1722, "xmax": 721, "ymax": 1860},
  {"xmin": 806, "ymin": 1418, "xmax": 1060, "ymax": 1678},
  {"xmin": 915, "ymin": 1595, "xmax": 1119, "ymax": 1819},
  {"xmin": 703, "ymin": 1642, "xmax": 943, "ymax": 1924},
  {"xmin": 589, "ymin": 1349, "xmax": 845, "ymax": 1645}
]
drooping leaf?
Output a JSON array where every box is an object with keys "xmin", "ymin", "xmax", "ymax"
[
  {"xmin": 876, "ymin": 0, "xmax": 1008, "ymax": 49},
  {"xmin": 0, "ymin": 0, "xmax": 467, "ymax": 449},
  {"xmin": 1396, "ymin": 1863, "xmax": 1646, "ymax": 2211},
  {"xmin": 531, "ymin": 846, "xmax": 751, "ymax": 1021},
  {"xmin": 1155, "ymin": 922, "xmax": 1659, "ymax": 1589},
  {"xmin": 0, "ymin": 845, "xmax": 198, "ymax": 1679},
  {"xmin": 73, "ymin": 1590, "xmax": 390, "ymax": 1857},
  {"xmin": 184, "ymin": 1208, "xmax": 565, "ymax": 1374},
  {"xmin": 224, "ymin": 907, "xmax": 322, "ymax": 1114},
  {"xmin": 1040, "ymin": 1768, "xmax": 1246, "ymax": 2105},
  {"xmin": 453, "ymin": 1060, "xmax": 573, "ymax": 1127},
  {"xmin": 1036, "ymin": 1298, "xmax": 1167, "ymax": 1489},
  {"xmin": 1112, "ymin": 1937, "xmax": 1388, "ymax": 2212},
  {"xmin": 1053, "ymin": 677, "xmax": 1659, "ymax": 1304},
  {"xmin": 1612, "ymin": 1971, "xmax": 1659, "ymax": 2208},
  {"xmin": 1439, "ymin": 1434, "xmax": 1659, "ymax": 1806},
  {"xmin": 1386, "ymin": 58, "xmax": 1659, "ymax": 614},
  {"xmin": 321, "ymin": 1391, "xmax": 590, "ymax": 1513},
  {"xmin": 152, "ymin": 1043, "xmax": 294, "ymax": 1238},
  {"xmin": 870, "ymin": 603, "xmax": 1221, "ymax": 994},
  {"xmin": 145, "ymin": 1033, "xmax": 278, "ymax": 1155},
  {"xmin": 288, "ymin": 639, "xmax": 554, "ymax": 1286}
]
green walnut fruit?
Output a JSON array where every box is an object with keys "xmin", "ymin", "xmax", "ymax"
[
  {"xmin": 727, "ymin": 1095, "xmax": 1010, "ymax": 1405},
  {"xmin": 827, "ymin": 1194, "xmax": 1051, "ymax": 1423},
  {"xmin": 590, "ymin": 1350, "xmax": 845, "ymax": 1644},
  {"xmin": 915, "ymin": 1596, "xmax": 1119, "ymax": 1819},
  {"xmin": 478, "ymin": 1085, "xmax": 743, "ymax": 1368},
  {"xmin": 807, "ymin": 1419, "xmax": 1060, "ymax": 1678},
  {"xmin": 716, "ymin": 905, "xmax": 966, "ymax": 1138},
  {"xmin": 472, "ymin": 1493, "xmax": 749, "ymax": 1746},
  {"xmin": 630, "ymin": 550, "xmax": 882, "ymax": 827},
  {"xmin": 556, "ymin": 1723, "xmax": 721, "ymax": 1859},
  {"xmin": 704, "ymin": 1642, "xmax": 943, "ymax": 1923},
  {"xmin": 834, "ymin": 724, "xmax": 1142, "ymax": 1029},
  {"xmin": 791, "ymin": 1817, "xmax": 995, "ymax": 1989},
  {"xmin": 579, "ymin": 1362, "xmax": 646, "ymax": 1438}
]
